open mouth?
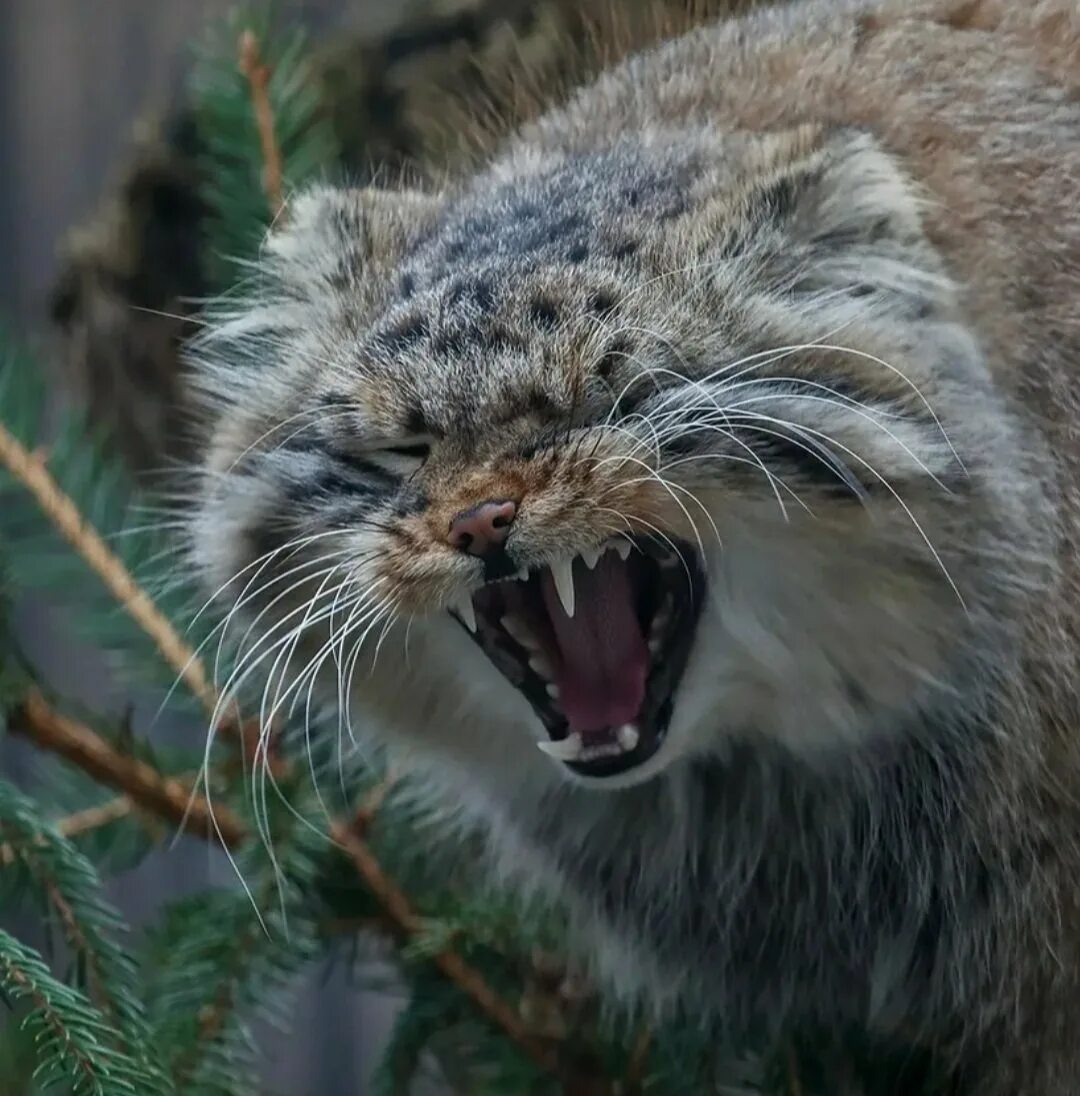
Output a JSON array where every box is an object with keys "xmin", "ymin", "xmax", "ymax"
[{"xmin": 449, "ymin": 537, "xmax": 706, "ymax": 779}]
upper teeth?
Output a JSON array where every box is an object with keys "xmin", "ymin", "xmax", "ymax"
[
  {"xmin": 451, "ymin": 539, "xmax": 665, "ymax": 642},
  {"xmin": 550, "ymin": 557, "xmax": 576, "ymax": 618},
  {"xmin": 453, "ymin": 594, "xmax": 477, "ymax": 633},
  {"xmin": 547, "ymin": 539, "xmax": 636, "ymax": 619}
]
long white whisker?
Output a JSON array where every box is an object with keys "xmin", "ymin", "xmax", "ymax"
[
  {"xmin": 729, "ymin": 410, "xmax": 966, "ymax": 610},
  {"xmin": 722, "ymin": 391, "xmax": 952, "ymax": 491}
]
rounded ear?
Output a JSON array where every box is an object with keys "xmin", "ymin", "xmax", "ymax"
[
  {"xmin": 262, "ymin": 184, "xmax": 443, "ymax": 298},
  {"xmin": 707, "ymin": 126, "xmax": 955, "ymax": 324}
]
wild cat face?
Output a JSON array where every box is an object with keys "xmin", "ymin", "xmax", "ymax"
[{"xmin": 189, "ymin": 126, "xmax": 1013, "ymax": 790}]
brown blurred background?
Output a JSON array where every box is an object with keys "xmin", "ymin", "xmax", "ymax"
[{"xmin": 0, "ymin": 0, "xmax": 389, "ymax": 326}]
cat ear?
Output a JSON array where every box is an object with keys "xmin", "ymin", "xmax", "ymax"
[
  {"xmin": 263, "ymin": 185, "xmax": 443, "ymax": 298},
  {"xmin": 726, "ymin": 127, "xmax": 954, "ymax": 323}
]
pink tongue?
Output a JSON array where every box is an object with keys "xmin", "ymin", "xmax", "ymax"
[{"xmin": 540, "ymin": 553, "xmax": 648, "ymax": 734}]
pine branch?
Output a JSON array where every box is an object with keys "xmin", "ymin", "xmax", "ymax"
[
  {"xmin": 164, "ymin": 901, "xmax": 265, "ymax": 1092},
  {"xmin": 192, "ymin": 10, "xmax": 338, "ymax": 287},
  {"xmin": 0, "ymin": 929, "xmax": 162, "ymax": 1095},
  {"xmin": 330, "ymin": 811, "xmax": 585, "ymax": 1089},
  {"xmin": 237, "ymin": 29, "xmax": 285, "ymax": 220},
  {"xmin": 0, "ymin": 419, "xmax": 217, "ymax": 716},
  {"xmin": 0, "ymin": 783, "xmax": 170, "ymax": 1092},
  {"xmin": 0, "ymin": 777, "xmax": 219, "ymax": 866},
  {"xmin": 8, "ymin": 689, "xmax": 245, "ymax": 848},
  {"xmin": 145, "ymin": 789, "xmax": 323, "ymax": 1094}
]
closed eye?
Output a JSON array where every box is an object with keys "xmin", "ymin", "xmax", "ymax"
[
  {"xmin": 360, "ymin": 434, "xmax": 433, "ymax": 476},
  {"xmin": 383, "ymin": 441, "xmax": 431, "ymax": 459}
]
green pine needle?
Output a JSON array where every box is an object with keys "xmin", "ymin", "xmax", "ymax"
[
  {"xmin": 190, "ymin": 7, "xmax": 340, "ymax": 290},
  {"xmin": 0, "ymin": 781, "xmax": 168, "ymax": 1091},
  {"xmin": 0, "ymin": 930, "xmax": 164, "ymax": 1095},
  {"xmin": 143, "ymin": 786, "xmax": 324, "ymax": 1094}
]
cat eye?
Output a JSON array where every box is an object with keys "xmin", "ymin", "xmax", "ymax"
[
  {"xmin": 360, "ymin": 435, "xmax": 433, "ymax": 476},
  {"xmin": 382, "ymin": 441, "xmax": 432, "ymax": 459}
]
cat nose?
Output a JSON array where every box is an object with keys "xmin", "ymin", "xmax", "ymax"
[{"xmin": 447, "ymin": 499, "xmax": 517, "ymax": 559}]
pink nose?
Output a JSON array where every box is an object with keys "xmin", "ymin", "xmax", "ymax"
[{"xmin": 448, "ymin": 499, "xmax": 517, "ymax": 558}]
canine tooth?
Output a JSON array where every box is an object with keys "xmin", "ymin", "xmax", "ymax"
[
  {"xmin": 502, "ymin": 614, "xmax": 537, "ymax": 649},
  {"xmin": 515, "ymin": 568, "xmax": 529, "ymax": 581},
  {"xmin": 546, "ymin": 683, "xmax": 561, "ymax": 699},
  {"xmin": 529, "ymin": 653, "xmax": 554, "ymax": 679},
  {"xmin": 537, "ymin": 733, "xmax": 583, "ymax": 761},
  {"xmin": 617, "ymin": 723, "xmax": 640, "ymax": 751},
  {"xmin": 648, "ymin": 635, "xmax": 662, "ymax": 655},
  {"xmin": 613, "ymin": 540, "xmax": 632, "ymax": 561},
  {"xmin": 551, "ymin": 558, "xmax": 576, "ymax": 617},
  {"xmin": 453, "ymin": 595, "xmax": 477, "ymax": 633},
  {"xmin": 580, "ymin": 546, "xmax": 601, "ymax": 570}
]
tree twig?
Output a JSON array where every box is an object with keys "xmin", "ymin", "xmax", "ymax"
[
  {"xmin": 55, "ymin": 796, "xmax": 136, "ymax": 839},
  {"xmin": 0, "ymin": 796, "xmax": 134, "ymax": 867},
  {"xmin": 0, "ymin": 421, "xmax": 217, "ymax": 716},
  {"xmin": 352, "ymin": 772, "xmax": 398, "ymax": 836},
  {"xmin": 38, "ymin": 875, "xmax": 111, "ymax": 1018},
  {"xmin": 8, "ymin": 690, "xmax": 246, "ymax": 848},
  {"xmin": 238, "ymin": 29, "xmax": 285, "ymax": 220}
]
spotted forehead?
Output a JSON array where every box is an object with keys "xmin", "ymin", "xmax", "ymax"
[
  {"xmin": 414, "ymin": 145, "xmax": 696, "ymax": 275},
  {"xmin": 349, "ymin": 146, "xmax": 702, "ymax": 430}
]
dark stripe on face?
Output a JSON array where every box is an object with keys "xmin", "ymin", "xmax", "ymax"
[
  {"xmin": 278, "ymin": 434, "xmax": 400, "ymax": 489},
  {"xmin": 297, "ymin": 468, "xmax": 382, "ymax": 502},
  {"xmin": 393, "ymin": 484, "xmax": 428, "ymax": 517},
  {"xmin": 323, "ymin": 447, "xmax": 400, "ymax": 488}
]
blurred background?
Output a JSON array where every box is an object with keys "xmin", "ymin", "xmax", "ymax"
[
  {"xmin": 1, "ymin": 0, "xmax": 383, "ymax": 324},
  {"xmin": 0, "ymin": 3, "xmax": 441, "ymax": 1092}
]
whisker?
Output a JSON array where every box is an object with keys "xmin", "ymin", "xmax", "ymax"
[{"xmin": 730, "ymin": 410, "xmax": 967, "ymax": 610}]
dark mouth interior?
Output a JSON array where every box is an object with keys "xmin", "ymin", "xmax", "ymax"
[{"xmin": 453, "ymin": 537, "xmax": 706, "ymax": 779}]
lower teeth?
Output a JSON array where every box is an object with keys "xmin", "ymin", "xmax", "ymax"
[
  {"xmin": 537, "ymin": 733, "xmax": 583, "ymax": 761},
  {"xmin": 616, "ymin": 723, "xmax": 639, "ymax": 750},
  {"xmin": 536, "ymin": 723, "xmax": 642, "ymax": 764},
  {"xmin": 580, "ymin": 743, "xmax": 623, "ymax": 761}
]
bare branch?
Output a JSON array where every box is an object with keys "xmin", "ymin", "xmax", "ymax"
[
  {"xmin": 238, "ymin": 29, "xmax": 285, "ymax": 220},
  {"xmin": 8, "ymin": 690, "xmax": 245, "ymax": 848},
  {"xmin": 0, "ymin": 421, "xmax": 217, "ymax": 715}
]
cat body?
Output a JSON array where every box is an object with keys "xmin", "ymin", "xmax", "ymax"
[{"xmin": 188, "ymin": 1, "xmax": 1080, "ymax": 1090}]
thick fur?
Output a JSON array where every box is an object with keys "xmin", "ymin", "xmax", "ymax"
[{"xmin": 187, "ymin": 1, "xmax": 1080, "ymax": 1091}]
